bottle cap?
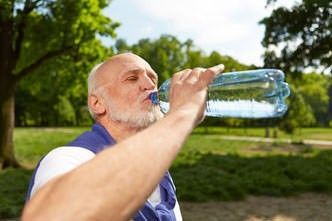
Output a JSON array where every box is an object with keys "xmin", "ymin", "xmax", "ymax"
[{"xmin": 148, "ymin": 91, "xmax": 159, "ymax": 105}]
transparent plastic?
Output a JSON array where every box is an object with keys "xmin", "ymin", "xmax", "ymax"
[{"xmin": 150, "ymin": 69, "xmax": 290, "ymax": 118}]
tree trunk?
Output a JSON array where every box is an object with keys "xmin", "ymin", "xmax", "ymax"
[
  {"xmin": 0, "ymin": 5, "xmax": 20, "ymax": 169},
  {"xmin": 0, "ymin": 78, "xmax": 20, "ymax": 169},
  {"xmin": 204, "ymin": 126, "xmax": 209, "ymax": 134},
  {"xmin": 328, "ymin": 84, "xmax": 332, "ymax": 123},
  {"xmin": 273, "ymin": 127, "xmax": 278, "ymax": 138},
  {"xmin": 265, "ymin": 127, "xmax": 270, "ymax": 138}
]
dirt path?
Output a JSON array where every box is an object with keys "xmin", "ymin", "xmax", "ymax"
[
  {"xmin": 2, "ymin": 194, "xmax": 331, "ymax": 221},
  {"xmin": 180, "ymin": 193, "xmax": 332, "ymax": 221}
]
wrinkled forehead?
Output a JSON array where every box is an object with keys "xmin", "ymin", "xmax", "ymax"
[{"xmin": 95, "ymin": 54, "xmax": 153, "ymax": 85}]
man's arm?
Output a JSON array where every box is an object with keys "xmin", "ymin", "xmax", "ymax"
[{"xmin": 22, "ymin": 65, "xmax": 224, "ymax": 221}]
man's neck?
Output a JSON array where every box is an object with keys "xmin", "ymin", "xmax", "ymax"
[{"xmin": 97, "ymin": 118, "xmax": 143, "ymax": 142}]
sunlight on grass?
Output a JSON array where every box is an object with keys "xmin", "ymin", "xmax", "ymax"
[
  {"xmin": 193, "ymin": 127, "xmax": 332, "ymax": 141},
  {"xmin": 14, "ymin": 127, "xmax": 87, "ymax": 168},
  {"xmin": 1, "ymin": 126, "xmax": 331, "ymax": 218}
]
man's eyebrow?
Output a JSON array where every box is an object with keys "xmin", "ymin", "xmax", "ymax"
[
  {"xmin": 121, "ymin": 68, "xmax": 157, "ymax": 79},
  {"xmin": 121, "ymin": 68, "xmax": 144, "ymax": 76}
]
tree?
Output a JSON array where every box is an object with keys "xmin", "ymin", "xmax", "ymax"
[
  {"xmin": 328, "ymin": 83, "xmax": 332, "ymax": 125},
  {"xmin": 182, "ymin": 39, "xmax": 206, "ymax": 68},
  {"xmin": 0, "ymin": 0, "xmax": 119, "ymax": 168},
  {"xmin": 15, "ymin": 39, "xmax": 111, "ymax": 126},
  {"xmin": 130, "ymin": 35, "xmax": 186, "ymax": 85},
  {"xmin": 261, "ymin": 0, "xmax": 332, "ymax": 73},
  {"xmin": 261, "ymin": 0, "xmax": 332, "ymax": 129},
  {"xmin": 294, "ymin": 73, "xmax": 330, "ymax": 125},
  {"xmin": 278, "ymin": 85, "xmax": 316, "ymax": 134}
]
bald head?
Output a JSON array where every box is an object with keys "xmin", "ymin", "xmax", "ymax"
[
  {"xmin": 87, "ymin": 53, "xmax": 158, "ymax": 119},
  {"xmin": 88, "ymin": 53, "xmax": 152, "ymax": 94}
]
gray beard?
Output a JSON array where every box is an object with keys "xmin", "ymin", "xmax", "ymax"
[{"xmin": 106, "ymin": 101, "xmax": 164, "ymax": 129}]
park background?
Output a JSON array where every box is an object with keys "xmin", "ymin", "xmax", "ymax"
[{"xmin": 0, "ymin": 0, "xmax": 331, "ymax": 220}]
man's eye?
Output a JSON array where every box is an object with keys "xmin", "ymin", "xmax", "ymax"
[{"xmin": 127, "ymin": 76, "xmax": 138, "ymax": 81}]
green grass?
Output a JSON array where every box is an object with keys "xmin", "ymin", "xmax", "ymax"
[
  {"xmin": 0, "ymin": 127, "xmax": 87, "ymax": 218},
  {"xmin": 0, "ymin": 169, "xmax": 32, "ymax": 218},
  {"xmin": 193, "ymin": 126, "xmax": 332, "ymax": 141},
  {"xmin": 294, "ymin": 128, "xmax": 332, "ymax": 140},
  {"xmin": 14, "ymin": 127, "xmax": 87, "ymax": 167},
  {"xmin": 169, "ymin": 133, "xmax": 332, "ymax": 201},
  {"xmin": 1, "ymin": 126, "xmax": 332, "ymax": 218}
]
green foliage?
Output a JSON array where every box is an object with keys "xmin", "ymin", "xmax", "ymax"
[
  {"xmin": 14, "ymin": 0, "xmax": 119, "ymax": 72},
  {"xmin": 9, "ymin": 1, "xmax": 331, "ymax": 130},
  {"xmin": 0, "ymin": 168, "xmax": 32, "ymax": 218},
  {"xmin": 15, "ymin": 29, "xmax": 332, "ymax": 131},
  {"xmin": 291, "ymin": 73, "xmax": 330, "ymax": 125},
  {"xmin": 0, "ymin": 127, "xmax": 331, "ymax": 217},
  {"xmin": 127, "ymin": 35, "xmax": 186, "ymax": 84},
  {"xmin": 206, "ymin": 51, "xmax": 250, "ymax": 72},
  {"xmin": 16, "ymin": 33, "xmax": 252, "ymax": 126},
  {"xmin": 278, "ymin": 85, "xmax": 316, "ymax": 133},
  {"xmin": 171, "ymin": 134, "xmax": 332, "ymax": 202},
  {"xmin": 15, "ymin": 39, "xmax": 111, "ymax": 126},
  {"xmin": 4, "ymin": 0, "xmax": 119, "ymax": 127},
  {"xmin": 117, "ymin": 35, "xmax": 254, "ymax": 128},
  {"xmin": 172, "ymin": 152, "xmax": 332, "ymax": 201},
  {"xmin": 14, "ymin": 127, "xmax": 86, "ymax": 167},
  {"xmin": 54, "ymin": 96, "xmax": 76, "ymax": 125},
  {"xmin": 261, "ymin": 0, "xmax": 332, "ymax": 72},
  {"xmin": 114, "ymin": 35, "xmax": 251, "ymax": 86},
  {"xmin": 192, "ymin": 126, "xmax": 332, "ymax": 141},
  {"xmin": 182, "ymin": 39, "xmax": 206, "ymax": 68},
  {"xmin": 261, "ymin": 0, "xmax": 332, "ymax": 130}
]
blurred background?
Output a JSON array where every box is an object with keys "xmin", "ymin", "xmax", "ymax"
[{"xmin": 0, "ymin": 0, "xmax": 331, "ymax": 220}]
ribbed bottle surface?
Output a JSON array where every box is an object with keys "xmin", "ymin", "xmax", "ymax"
[{"xmin": 158, "ymin": 69, "xmax": 290, "ymax": 118}]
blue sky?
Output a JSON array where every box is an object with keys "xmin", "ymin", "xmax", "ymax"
[{"xmin": 103, "ymin": 0, "xmax": 297, "ymax": 66}]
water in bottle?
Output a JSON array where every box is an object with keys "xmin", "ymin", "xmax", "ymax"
[{"xmin": 149, "ymin": 69, "xmax": 290, "ymax": 118}]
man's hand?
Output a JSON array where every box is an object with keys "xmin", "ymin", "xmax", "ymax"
[{"xmin": 168, "ymin": 64, "xmax": 224, "ymax": 126}]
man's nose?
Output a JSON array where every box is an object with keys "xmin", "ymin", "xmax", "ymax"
[{"xmin": 140, "ymin": 76, "xmax": 155, "ymax": 91}]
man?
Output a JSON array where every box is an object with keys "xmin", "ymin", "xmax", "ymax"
[{"xmin": 22, "ymin": 53, "xmax": 224, "ymax": 221}]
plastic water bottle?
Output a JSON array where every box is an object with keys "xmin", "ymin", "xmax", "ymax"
[{"xmin": 149, "ymin": 69, "xmax": 290, "ymax": 118}]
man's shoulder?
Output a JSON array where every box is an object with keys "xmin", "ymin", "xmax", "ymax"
[
  {"xmin": 28, "ymin": 146, "xmax": 96, "ymax": 199},
  {"xmin": 41, "ymin": 146, "xmax": 96, "ymax": 165},
  {"xmin": 36, "ymin": 146, "xmax": 96, "ymax": 181}
]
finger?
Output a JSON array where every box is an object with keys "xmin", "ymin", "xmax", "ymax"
[
  {"xmin": 172, "ymin": 69, "xmax": 191, "ymax": 81},
  {"xmin": 200, "ymin": 64, "xmax": 224, "ymax": 85},
  {"xmin": 178, "ymin": 69, "xmax": 192, "ymax": 81},
  {"xmin": 193, "ymin": 67, "xmax": 206, "ymax": 72},
  {"xmin": 171, "ymin": 69, "xmax": 191, "ymax": 83},
  {"xmin": 187, "ymin": 67, "xmax": 206, "ymax": 83},
  {"xmin": 208, "ymin": 64, "xmax": 225, "ymax": 74}
]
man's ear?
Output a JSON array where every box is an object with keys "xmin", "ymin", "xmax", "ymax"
[{"xmin": 88, "ymin": 94, "xmax": 106, "ymax": 116}]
